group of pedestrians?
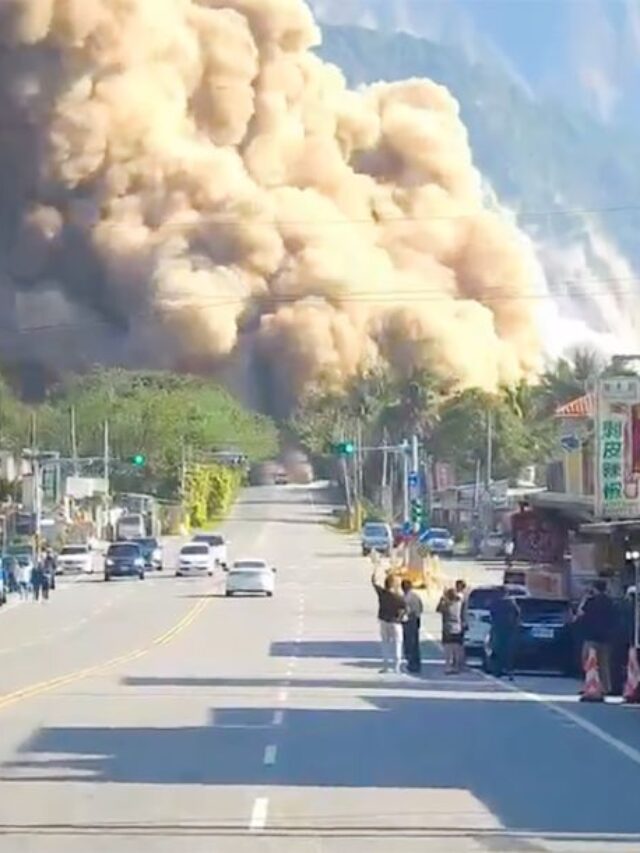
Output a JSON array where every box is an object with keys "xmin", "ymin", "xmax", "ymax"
[
  {"xmin": 3, "ymin": 550, "xmax": 56, "ymax": 603},
  {"xmin": 372, "ymin": 570, "xmax": 471, "ymax": 676},
  {"xmin": 371, "ymin": 571, "xmax": 424, "ymax": 674}
]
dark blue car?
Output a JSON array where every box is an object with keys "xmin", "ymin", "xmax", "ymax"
[{"xmin": 104, "ymin": 542, "xmax": 145, "ymax": 581}]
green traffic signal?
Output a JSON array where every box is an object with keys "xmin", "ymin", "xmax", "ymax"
[
  {"xmin": 131, "ymin": 453, "xmax": 146, "ymax": 466},
  {"xmin": 330, "ymin": 441, "xmax": 355, "ymax": 456}
]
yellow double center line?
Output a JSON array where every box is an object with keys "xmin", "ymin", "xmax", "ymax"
[{"xmin": 0, "ymin": 596, "xmax": 210, "ymax": 713}]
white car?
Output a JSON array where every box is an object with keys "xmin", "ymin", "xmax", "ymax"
[
  {"xmin": 57, "ymin": 544, "xmax": 94, "ymax": 574},
  {"xmin": 176, "ymin": 543, "xmax": 216, "ymax": 576},
  {"xmin": 225, "ymin": 559, "xmax": 275, "ymax": 597},
  {"xmin": 191, "ymin": 532, "xmax": 228, "ymax": 568},
  {"xmin": 464, "ymin": 584, "xmax": 528, "ymax": 658}
]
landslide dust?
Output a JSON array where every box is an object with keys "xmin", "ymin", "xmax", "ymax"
[{"xmin": 0, "ymin": 0, "xmax": 542, "ymax": 408}]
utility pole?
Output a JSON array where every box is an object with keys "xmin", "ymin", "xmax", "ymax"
[
  {"xmin": 341, "ymin": 454, "xmax": 353, "ymax": 515},
  {"xmin": 486, "ymin": 408, "xmax": 493, "ymax": 488},
  {"xmin": 103, "ymin": 420, "xmax": 110, "ymax": 491},
  {"xmin": 70, "ymin": 406, "xmax": 79, "ymax": 476},
  {"xmin": 402, "ymin": 441, "xmax": 410, "ymax": 524},
  {"xmin": 33, "ymin": 452, "xmax": 41, "ymax": 559}
]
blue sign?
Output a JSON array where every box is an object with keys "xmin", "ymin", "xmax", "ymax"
[
  {"xmin": 402, "ymin": 521, "xmax": 413, "ymax": 535},
  {"xmin": 408, "ymin": 471, "xmax": 419, "ymax": 487},
  {"xmin": 560, "ymin": 434, "xmax": 581, "ymax": 452}
]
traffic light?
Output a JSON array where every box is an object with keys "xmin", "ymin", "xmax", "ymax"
[
  {"xmin": 410, "ymin": 498, "xmax": 423, "ymax": 524},
  {"xmin": 130, "ymin": 453, "xmax": 146, "ymax": 467},
  {"xmin": 331, "ymin": 441, "xmax": 355, "ymax": 456}
]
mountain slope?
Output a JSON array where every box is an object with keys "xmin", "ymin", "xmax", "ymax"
[{"xmin": 316, "ymin": 23, "xmax": 640, "ymax": 351}]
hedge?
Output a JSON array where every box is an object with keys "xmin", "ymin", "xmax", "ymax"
[{"xmin": 186, "ymin": 464, "xmax": 243, "ymax": 528}]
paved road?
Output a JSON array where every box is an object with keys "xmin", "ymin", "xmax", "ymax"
[{"xmin": 2, "ymin": 486, "xmax": 640, "ymax": 851}]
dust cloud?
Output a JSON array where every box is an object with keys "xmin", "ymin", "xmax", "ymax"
[{"xmin": 0, "ymin": 0, "xmax": 542, "ymax": 408}]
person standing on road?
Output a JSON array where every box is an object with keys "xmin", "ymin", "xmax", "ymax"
[
  {"xmin": 455, "ymin": 579, "xmax": 468, "ymax": 671},
  {"xmin": 437, "ymin": 587, "xmax": 464, "ymax": 674},
  {"xmin": 43, "ymin": 549, "xmax": 56, "ymax": 592},
  {"xmin": 371, "ymin": 571, "xmax": 407, "ymax": 674},
  {"xmin": 32, "ymin": 561, "xmax": 44, "ymax": 602},
  {"xmin": 401, "ymin": 579, "xmax": 423, "ymax": 674},
  {"xmin": 489, "ymin": 587, "xmax": 520, "ymax": 680},
  {"xmin": 16, "ymin": 560, "xmax": 32, "ymax": 600},
  {"xmin": 574, "ymin": 579, "xmax": 617, "ymax": 695}
]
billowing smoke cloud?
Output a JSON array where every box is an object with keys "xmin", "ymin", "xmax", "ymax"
[{"xmin": 0, "ymin": 0, "xmax": 542, "ymax": 409}]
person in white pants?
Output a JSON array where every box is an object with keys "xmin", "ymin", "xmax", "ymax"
[{"xmin": 371, "ymin": 571, "xmax": 407, "ymax": 673}]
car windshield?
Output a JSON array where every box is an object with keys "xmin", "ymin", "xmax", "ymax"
[
  {"xmin": 134, "ymin": 538, "xmax": 157, "ymax": 548},
  {"xmin": 467, "ymin": 588, "xmax": 503, "ymax": 610},
  {"xmin": 363, "ymin": 524, "xmax": 387, "ymax": 536},
  {"xmin": 108, "ymin": 544, "xmax": 139, "ymax": 558},
  {"xmin": 61, "ymin": 546, "xmax": 88, "ymax": 555},
  {"xmin": 518, "ymin": 599, "xmax": 569, "ymax": 621},
  {"xmin": 426, "ymin": 529, "xmax": 451, "ymax": 538},
  {"xmin": 182, "ymin": 545, "xmax": 209, "ymax": 555},
  {"xmin": 120, "ymin": 515, "xmax": 142, "ymax": 525},
  {"xmin": 194, "ymin": 535, "xmax": 224, "ymax": 546},
  {"xmin": 233, "ymin": 561, "xmax": 267, "ymax": 571}
]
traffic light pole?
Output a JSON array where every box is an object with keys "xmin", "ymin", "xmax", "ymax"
[{"xmin": 403, "ymin": 449, "xmax": 410, "ymax": 524}]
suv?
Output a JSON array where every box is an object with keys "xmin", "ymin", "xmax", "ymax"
[
  {"xmin": 191, "ymin": 533, "xmax": 228, "ymax": 568},
  {"xmin": 361, "ymin": 522, "xmax": 393, "ymax": 557},
  {"xmin": 131, "ymin": 537, "xmax": 163, "ymax": 571},
  {"xmin": 104, "ymin": 542, "xmax": 145, "ymax": 581}
]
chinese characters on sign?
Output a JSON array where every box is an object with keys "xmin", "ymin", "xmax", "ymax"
[
  {"xmin": 596, "ymin": 376, "xmax": 640, "ymax": 519},
  {"xmin": 601, "ymin": 419, "xmax": 624, "ymax": 504}
]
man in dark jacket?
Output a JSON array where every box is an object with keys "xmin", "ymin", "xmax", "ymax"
[
  {"xmin": 575, "ymin": 579, "xmax": 617, "ymax": 694},
  {"xmin": 489, "ymin": 587, "xmax": 521, "ymax": 680}
]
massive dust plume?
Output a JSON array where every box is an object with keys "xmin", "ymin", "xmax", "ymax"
[{"xmin": 0, "ymin": 0, "xmax": 542, "ymax": 409}]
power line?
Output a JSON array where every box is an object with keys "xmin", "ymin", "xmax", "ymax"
[{"xmin": 1, "ymin": 280, "xmax": 639, "ymax": 336}]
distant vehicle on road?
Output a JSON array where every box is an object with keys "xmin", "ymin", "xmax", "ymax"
[
  {"xmin": 483, "ymin": 596, "xmax": 576, "ymax": 675},
  {"xmin": 226, "ymin": 559, "xmax": 275, "ymax": 597},
  {"xmin": 104, "ymin": 542, "xmax": 145, "ymax": 581},
  {"xmin": 361, "ymin": 521, "xmax": 393, "ymax": 557},
  {"xmin": 420, "ymin": 527, "xmax": 455, "ymax": 558},
  {"xmin": 191, "ymin": 532, "xmax": 228, "ymax": 568},
  {"xmin": 57, "ymin": 544, "xmax": 94, "ymax": 575},
  {"xmin": 274, "ymin": 468, "xmax": 288, "ymax": 485},
  {"xmin": 131, "ymin": 537, "xmax": 163, "ymax": 571},
  {"xmin": 177, "ymin": 543, "xmax": 216, "ymax": 576},
  {"xmin": 115, "ymin": 513, "xmax": 146, "ymax": 541},
  {"xmin": 464, "ymin": 584, "xmax": 528, "ymax": 658},
  {"xmin": 480, "ymin": 531, "xmax": 506, "ymax": 559}
]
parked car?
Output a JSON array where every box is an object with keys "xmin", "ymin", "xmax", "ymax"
[
  {"xmin": 420, "ymin": 527, "xmax": 455, "ymax": 558},
  {"xmin": 177, "ymin": 542, "xmax": 216, "ymax": 576},
  {"xmin": 226, "ymin": 559, "xmax": 275, "ymax": 597},
  {"xmin": 104, "ymin": 542, "xmax": 145, "ymax": 581},
  {"xmin": 131, "ymin": 537, "xmax": 163, "ymax": 571},
  {"xmin": 483, "ymin": 596, "xmax": 577, "ymax": 675},
  {"xmin": 464, "ymin": 584, "xmax": 528, "ymax": 658},
  {"xmin": 361, "ymin": 521, "xmax": 393, "ymax": 557},
  {"xmin": 57, "ymin": 544, "xmax": 94, "ymax": 575},
  {"xmin": 191, "ymin": 533, "xmax": 228, "ymax": 568}
]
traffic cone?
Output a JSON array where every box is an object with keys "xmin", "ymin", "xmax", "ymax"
[
  {"xmin": 624, "ymin": 647, "xmax": 640, "ymax": 703},
  {"xmin": 580, "ymin": 646, "xmax": 605, "ymax": 702}
]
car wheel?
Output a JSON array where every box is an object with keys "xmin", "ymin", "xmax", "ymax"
[
  {"xmin": 362, "ymin": 548, "xmax": 370, "ymax": 556},
  {"xmin": 104, "ymin": 574, "xmax": 111, "ymax": 582},
  {"xmin": 139, "ymin": 572, "xmax": 145, "ymax": 580},
  {"xmin": 225, "ymin": 590, "xmax": 233, "ymax": 597},
  {"xmin": 266, "ymin": 591, "xmax": 273, "ymax": 597},
  {"xmin": 175, "ymin": 571, "xmax": 182, "ymax": 577},
  {"xmin": 208, "ymin": 571, "xmax": 213, "ymax": 577},
  {"xmin": 481, "ymin": 651, "xmax": 490, "ymax": 673}
]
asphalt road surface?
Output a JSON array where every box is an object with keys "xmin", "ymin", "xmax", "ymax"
[{"xmin": 2, "ymin": 485, "xmax": 640, "ymax": 852}]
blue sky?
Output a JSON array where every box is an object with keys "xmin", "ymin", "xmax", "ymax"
[{"xmin": 308, "ymin": 0, "xmax": 640, "ymax": 124}]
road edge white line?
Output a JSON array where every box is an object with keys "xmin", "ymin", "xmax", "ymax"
[
  {"xmin": 249, "ymin": 797, "xmax": 269, "ymax": 832},
  {"xmin": 478, "ymin": 670, "xmax": 640, "ymax": 769}
]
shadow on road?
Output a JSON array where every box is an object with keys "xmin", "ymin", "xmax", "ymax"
[{"xmin": 7, "ymin": 687, "xmax": 640, "ymax": 838}]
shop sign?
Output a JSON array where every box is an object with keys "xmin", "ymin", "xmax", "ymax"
[{"xmin": 596, "ymin": 376, "xmax": 640, "ymax": 519}]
